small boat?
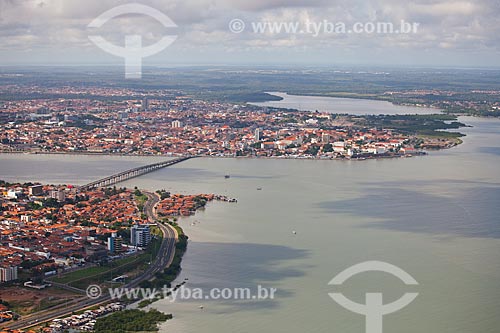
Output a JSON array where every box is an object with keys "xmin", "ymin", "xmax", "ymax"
[
  {"xmin": 225, "ymin": 175, "xmax": 230, "ymax": 179},
  {"xmin": 199, "ymin": 305, "xmax": 204, "ymax": 309},
  {"xmin": 257, "ymin": 187, "xmax": 262, "ymax": 191},
  {"xmin": 292, "ymin": 230, "xmax": 297, "ymax": 235}
]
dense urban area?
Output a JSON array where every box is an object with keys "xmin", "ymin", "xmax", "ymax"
[
  {"xmin": 0, "ymin": 178, "xmax": 233, "ymax": 332},
  {"xmin": 0, "ymin": 84, "xmax": 470, "ymax": 159}
]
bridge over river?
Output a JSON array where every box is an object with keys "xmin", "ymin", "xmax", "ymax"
[{"xmin": 79, "ymin": 156, "xmax": 193, "ymax": 191}]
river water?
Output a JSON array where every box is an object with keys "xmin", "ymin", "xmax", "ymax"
[
  {"xmin": 251, "ymin": 92, "xmax": 441, "ymax": 115},
  {"xmin": 0, "ymin": 117, "xmax": 499, "ymax": 333}
]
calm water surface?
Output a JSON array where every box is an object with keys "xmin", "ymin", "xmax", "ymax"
[
  {"xmin": 251, "ymin": 92, "xmax": 442, "ymax": 115},
  {"xmin": 0, "ymin": 117, "xmax": 499, "ymax": 333}
]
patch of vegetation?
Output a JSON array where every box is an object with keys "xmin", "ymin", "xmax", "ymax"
[
  {"xmin": 226, "ymin": 92, "xmax": 284, "ymax": 103},
  {"xmin": 305, "ymin": 145, "xmax": 321, "ymax": 156},
  {"xmin": 93, "ymin": 308, "xmax": 172, "ymax": 333},
  {"xmin": 155, "ymin": 189, "xmax": 171, "ymax": 199},
  {"xmin": 354, "ymin": 114, "xmax": 467, "ymax": 137},
  {"xmin": 134, "ymin": 189, "xmax": 148, "ymax": 211}
]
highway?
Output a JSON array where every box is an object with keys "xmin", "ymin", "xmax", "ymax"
[
  {"xmin": 3, "ymin": 191, "xmax": 177, "ymax": 331},
  {"xmin": 145, "ymin": 192, "xmax": 177, "ymax": 266}
]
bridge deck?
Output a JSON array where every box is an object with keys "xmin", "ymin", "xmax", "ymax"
[{"xmin": 79, "ymin": 156, "xmax": 193, "ymax": 191}]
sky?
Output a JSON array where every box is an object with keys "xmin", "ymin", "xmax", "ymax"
[{"xmin": 0, "ymin": 0, "xmax": 499, "ymax": 68}]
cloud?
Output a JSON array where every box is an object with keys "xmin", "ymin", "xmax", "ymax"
[
  {"xmin": 218, "ymin": 0, "xmax": 332, "ymax": 11},
  {"xmin": 0, "ymin": 0, "xmax": 498, "ymax": 66},
  {"xmin": 409, "ymin": 1, "xmax": 480, "ymax": 16}
]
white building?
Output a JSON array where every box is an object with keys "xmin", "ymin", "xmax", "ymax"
[
  {"xmin": 333, "ymin": 141, "xmax": 346, "ymax": 153},
  {"xmin": 6, "ymin": 189, "xmax": 22, "ymax": 199},
  {"xmin": 0, "ymin": 266, "xmax": 18, "ymax": 283},
  {"xmin": 254, "ymin": 128, "xmax": 261, "ymax": 141},
  {"xmin": 108, "ymin": 232, "xmax": 123, "ymax": 253},
  {"xmin": 20, "ymin": 215, "xmax": 32, "ymax": 223},
  {"xmin": 50, "ymin": 189, "xmax": 66, "ymax": 202},
  {"xmin": 130, "ymin": 225, "xmax": 151, "ymax": 247}
]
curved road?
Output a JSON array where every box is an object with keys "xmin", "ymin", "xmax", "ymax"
[{"xmin": 3, "ymin": 191, "xmax": 177, "ymax": 331}]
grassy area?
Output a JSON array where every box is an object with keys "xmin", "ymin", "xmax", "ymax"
[
  {"xmin": 50, "ymin": 237, "xmax": 162, "ymax": 289},
  {"xmin": 51, "ymin": 255, "xmax": 143, "ymax": 284},
  {"xmin": 50, "ymin": 266, "xmax": 110, "ymax": 284},
  {"xmin": 150, "ymin": 225, "xmax": 163, "ymax": 237},
  {"xmin": 69, "ymin": 255, "xmax": 151, "ymax": 290},
  {"xmin": 171, "ymin": 224, "xmax": 184, "ymax": 236},
  {"xmin": 134, "ymin": 189, "xmax": 148, "ymax": 212}
]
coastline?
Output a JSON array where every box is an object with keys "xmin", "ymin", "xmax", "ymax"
[
  {"xmin": 136, "ymin": 222, "xmax": 188, "ymax": 309},
  {"xmin": 0, "ymin": 150, "xmax": 444, "ymax": 160}
]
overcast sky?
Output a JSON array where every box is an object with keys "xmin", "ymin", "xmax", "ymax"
[{"xmin": 0, "ymin": 0, "xmax": 499, "ymax": 68}]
